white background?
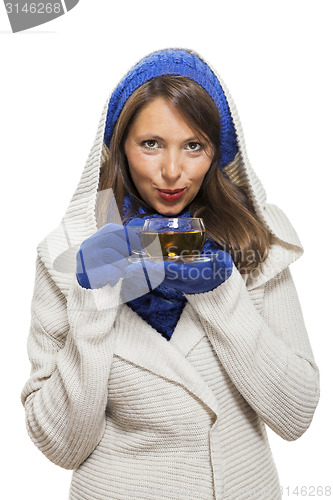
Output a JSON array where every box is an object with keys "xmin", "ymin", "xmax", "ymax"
[{"xmin": 1, "ymin": 1, "xmax": 332, "ymax": 498}]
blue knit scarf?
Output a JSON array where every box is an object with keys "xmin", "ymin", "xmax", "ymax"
[{"xmin": 121, "ymin": 194, "xmax": 223, "ymax": 340}]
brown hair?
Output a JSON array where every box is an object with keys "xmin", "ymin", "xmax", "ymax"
[{"xmin": 98, "ymin": 75, "xmax": 271, "ymax": 273}]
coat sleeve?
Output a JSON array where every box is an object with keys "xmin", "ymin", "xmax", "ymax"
[
  {"xmin": 185, "ymin": 264, "xmax": 320, "ymax": 441},
  {"xmin": 21, "ymin": 255, "xmax": 120, "ymax": 470}
]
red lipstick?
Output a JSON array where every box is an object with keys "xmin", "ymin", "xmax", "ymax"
[{"xmin": 157, "ymin": 187, "xmax": 186, "ymax": 201}]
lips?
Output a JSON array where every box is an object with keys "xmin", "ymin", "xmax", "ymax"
[
  {"xmin": 157, "ymin": 187, "xmax": 186, "ymax": 201},
  {"xmin": 158, "ymin": 188, "xmax": 185, "ymax": 194}
]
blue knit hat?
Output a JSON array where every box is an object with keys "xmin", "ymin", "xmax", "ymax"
[{"xmin": 104, "ymin": 48, "xmax": 238, "ymax": 168}]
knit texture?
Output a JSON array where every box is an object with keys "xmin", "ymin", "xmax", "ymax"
[
  {"xmin": 21, "ymin": 256, "xmax": 319, "ymax": 499},
  {"xmin": 21, "ymin": 48, "xmax": 319, "ymax": 500}
]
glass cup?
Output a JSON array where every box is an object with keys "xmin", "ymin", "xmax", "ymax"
[{"xmin": 139, "ymin": 217, "xmax": 207, "ymax": 261}]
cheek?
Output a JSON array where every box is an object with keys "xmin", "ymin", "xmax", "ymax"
[
  {"xmin": 127, "ymin": 152, "xmax": 149, "ymax": 181},
  {"xmin": 189, "ymin": 160, "xmax": 212, "ymax": 185},
  {"xmin": 128, "ymin": 158, "xmax": 157, "ymax": 198},
  {"xmin": 127, "ymin": 147, "xmax": 154, "ymax": 173},
  {"xmin": 129, "ymin": 161, "xmax": 145, "ymax": 180},
  {"xmin": 129, "ymin": 159, "xmax": 163, "ymax": 192}
]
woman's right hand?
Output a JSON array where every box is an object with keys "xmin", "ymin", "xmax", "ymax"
[{"xmin": 76, "ymin": 223, "xmax": 134, "ymax": 289}]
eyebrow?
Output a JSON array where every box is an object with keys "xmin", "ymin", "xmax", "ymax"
[{"xmin": 136, "ymin": 134, "xmax": 202, "ymax": 143}]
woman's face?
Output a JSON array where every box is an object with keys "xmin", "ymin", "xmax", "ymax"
[{"xmin": 124, "ymin": 97, "xmax": 214, "ymax": 216}]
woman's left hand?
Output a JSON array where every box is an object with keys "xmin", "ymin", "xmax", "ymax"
[{"xmin": 162, "ymin": 250, "xmax": 234, "ymax": 294}]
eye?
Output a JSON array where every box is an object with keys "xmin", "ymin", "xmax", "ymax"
[
  {"xmin": 186, "ymin": 142, "xmax": 202, "ymax": 152},
  {"xmin": 142, "ymin": 139, "xmax": 158, "ymax": 149}
]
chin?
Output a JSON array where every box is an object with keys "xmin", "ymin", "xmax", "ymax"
[{"xmin": 155, "ymin": 203, "xmax": 185, "ymax": 217}]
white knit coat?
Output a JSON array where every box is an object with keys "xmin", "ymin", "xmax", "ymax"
[{"xmin": 21, "ymin": 53, "xmax": 320, "ymax": 500}]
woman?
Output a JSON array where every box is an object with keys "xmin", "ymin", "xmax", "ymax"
[{"xmin": 21, "ymin": 48, "xmax": 320, "ymax": 500}]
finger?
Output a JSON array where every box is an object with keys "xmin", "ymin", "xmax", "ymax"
[
  {"xmin": 88, "ymin": 225, "xmax": 129, "ymax": 252},
  {"xmin": 101, "ymin": 248, "xmax": 129, "ymax": 268},
  {"xmin": 144, "ymin": 260, "xmax": 165, "ymax": 289},
  {"xmin": 125, "ymin": 260, "xmax": 165, "ymax": 291},
  {"xmin": 125, "ymin": 226, "xmax": 145, "ymax": 253},
  {"xmin": 85, "ymin": 265, "xmax": 122, "ymax": 289},
  {"xmin": 124, "ymin": 262, "xmax": 146, "ymax": 279}
]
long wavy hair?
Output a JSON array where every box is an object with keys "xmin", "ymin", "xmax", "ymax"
[{"xmin": 97, "ymin": 75, "xmax": 271, "ymax": 273}]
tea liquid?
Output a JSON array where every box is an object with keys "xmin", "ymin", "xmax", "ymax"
[{"xmin": 141, "ymin": 230, "xmax": 206, "ymax": 257}]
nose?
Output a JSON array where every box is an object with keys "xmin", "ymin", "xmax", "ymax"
[{"xmin": 161, "ymin": 148, "xmax": 182, "ymax": 182}]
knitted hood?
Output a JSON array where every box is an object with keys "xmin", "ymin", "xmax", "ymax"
[{"xmin": 37, "ymin": 48, "xmax": 303, "ymax": 295}]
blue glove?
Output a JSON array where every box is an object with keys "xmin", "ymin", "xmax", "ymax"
[
  {"xmin": 162, "ymin": 250, "xmax": 234, "ymax": 294},
  {"xmin": 122, "ymin": 259, "xmax": 165, "ymax": 301},
  {"xmin": 76, "ymin": 223, "xmax": 141, "ymax": 289}
]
